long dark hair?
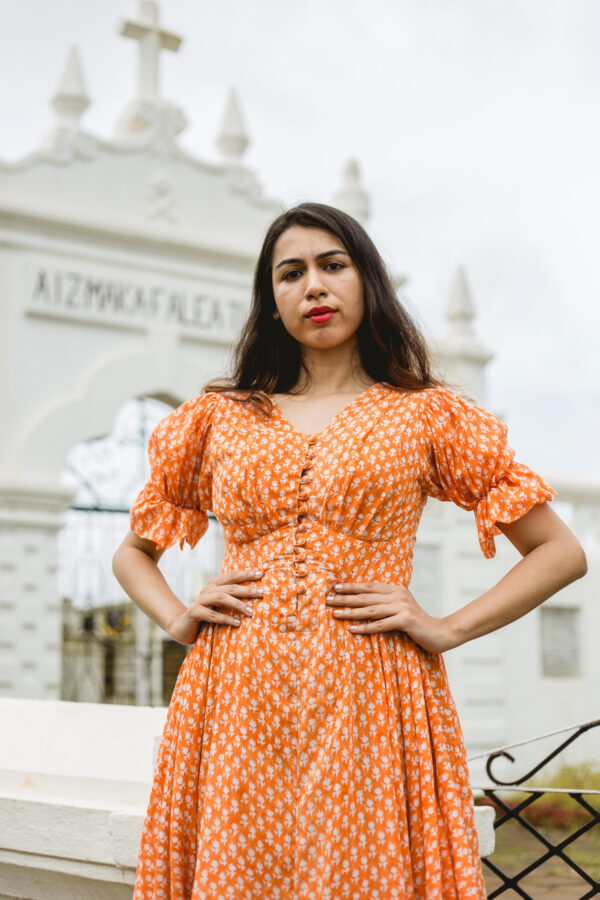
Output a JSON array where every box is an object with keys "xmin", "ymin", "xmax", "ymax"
[{"xmin": 204, "ymin": 202, "xmax": 443, "ymax": 411}]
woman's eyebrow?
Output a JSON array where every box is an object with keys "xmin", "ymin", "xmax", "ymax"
[{"xmin": 274, "ymin": 249, "xmax": 350, "ymax": 270}]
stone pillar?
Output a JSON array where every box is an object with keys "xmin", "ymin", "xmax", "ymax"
[{"xmin": 0, "ymin": 486, "xmax": 73, "ymax": 699}]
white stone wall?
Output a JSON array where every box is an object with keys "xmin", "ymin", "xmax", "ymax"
[{"xmin": 0, "ymin": 491, "xmax": 74, "ymax": 699}]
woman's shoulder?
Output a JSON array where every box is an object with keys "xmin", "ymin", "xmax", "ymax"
[
  {"xmin": 166, "ymin": 390, "xmax": 222, "ymax": 420},
  {"xmin": 382, "ymin": 383, "xmax": 483, "ymax": 413},
  {"xmin": 150, "ymin": 391, "xmax": 223, "ymax": 445},
  {"xmin": 379, "ymin": 382, "xmax": 460, "ymax": 411},
  {"xmin": 378, "ymin": 384, "xmax": 496, "ymax": 441}
]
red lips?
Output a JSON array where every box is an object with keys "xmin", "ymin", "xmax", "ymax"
[{"xmin": 305, "ymin": 306, "xmax": 335, "ymax": 317}]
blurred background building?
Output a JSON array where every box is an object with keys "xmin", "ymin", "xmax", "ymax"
[{"xmin": 0, "ymin": 0, "xmax": 598, "ymax": 768}]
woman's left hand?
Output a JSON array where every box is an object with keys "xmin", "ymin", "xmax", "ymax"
[{"xmin": 326, "ymin": 581, "xmax": 456, "ymax": 654}]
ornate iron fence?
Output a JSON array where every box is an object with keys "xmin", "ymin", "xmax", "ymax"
[{"xmin": 469, "ymin": 718, "xmax": 600, "ymax": 899}]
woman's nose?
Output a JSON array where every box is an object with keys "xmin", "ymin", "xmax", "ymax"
[{"xmin": 304, "ymin": 268, "xmax": 327, "ymax": 299}]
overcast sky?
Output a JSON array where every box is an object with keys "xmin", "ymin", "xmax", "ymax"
[{"xmin": 2, "ymin": 0, "xmax": 599, "ymax": 478}]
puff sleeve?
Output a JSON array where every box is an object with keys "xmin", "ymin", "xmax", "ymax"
[
  {"xmin": 421, "ymin": 387, "xmax": 556, "ymax": 558},
  {"xmin": 129, "ymin": 392, "xmax": 217, "ymax": 550}
]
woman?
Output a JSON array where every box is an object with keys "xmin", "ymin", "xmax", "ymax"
[{"xmin": 113, "ymin": 202, "xmax": 587, "ymax": 899}]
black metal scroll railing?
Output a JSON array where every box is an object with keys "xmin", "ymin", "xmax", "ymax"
[{"xmin": 469, "ymin": 718, "xmax": 600, "ymax": 900}]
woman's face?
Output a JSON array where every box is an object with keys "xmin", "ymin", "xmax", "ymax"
[{"xmin": 270, "ymin": 225, "xmax": 365, "ymax": 351}]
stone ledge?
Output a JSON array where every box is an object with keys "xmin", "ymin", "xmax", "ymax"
[
  {"xmin": 0, "ymin": 856, "xmax": 134, "ymax": 900},
  {"xmin": 0, "ymin": 798, "xmax": 144, "ymax": 869}
]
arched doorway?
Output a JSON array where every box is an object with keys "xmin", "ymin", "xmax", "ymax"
[{"xmin": 59, "ymin": 396, "xmax": 224, "ymax": 706}]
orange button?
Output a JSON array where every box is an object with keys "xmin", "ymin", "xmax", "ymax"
[
  {"xmin": 296, "ymin": 524, "xmax": 307, "ymax": 533},
  {"xmin": 299, "ymin": 476, "xmax": 312, "ymax": 485},
  {"xmin": 297, "ymin": 584, "xmax": 306, "ymax": 595},
  {"xmin": 295, "ymin": 536, "xmax": 306, "ymax": 547},
  {"xmin": 305, "ymin": 449, "xmax": 316, "ymax": 459},
  {"xmin": 295, "ymin": 567, "xmax": 308, "ymax": 578}
]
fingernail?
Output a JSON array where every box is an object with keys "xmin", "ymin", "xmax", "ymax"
[
  {"xmin": 245, "ymin": 605, "xmax": 253, "ymax": 615},
  {"xmin": 334, "ymin": 583, "xmax": 342, "ymax": 589}
]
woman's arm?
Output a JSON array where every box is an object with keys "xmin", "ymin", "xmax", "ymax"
[
  {"xmin": 442, "ymin": 501, "xmax": 588, "ymax": 649},
  {"xmin": 327, "ymin": 501, "xmax": 588, "ymax": 652},
  {"xmin": 112, "ymin": 531, "xmax": 186, "ymax": 634},
  {"xmin": 112, "ymin": 531, "xmax": 263, "ymax": 645}
]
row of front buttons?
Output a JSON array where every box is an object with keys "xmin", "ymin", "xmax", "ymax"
[{"xmin": 294, "ymin": 437, "xmax": 317, "ymax": 578}]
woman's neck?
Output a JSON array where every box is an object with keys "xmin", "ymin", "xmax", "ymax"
[{"xmin": 292, "ymin": 348, "xmax": 373, "ymax": 396}]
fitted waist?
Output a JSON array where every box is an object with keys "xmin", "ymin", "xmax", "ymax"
[
  {"xmin": 222, "ymin": 549, "xmax": 410, "ymax": 587},
  {"xmin": 221, "ymin": 520, "xmax": 412, "ymax": 588},
  {"xmin": 249, "ymin": 557, "xmax": 337, "ymax": 574},
  {"xmin": 223, "ymin": 553, "xmax": 340, "ymax": 585}
]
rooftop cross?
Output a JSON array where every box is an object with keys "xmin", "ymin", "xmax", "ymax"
[{"xmin": 118, "ymin": 1, "xmax": 182, "ymax": 100}]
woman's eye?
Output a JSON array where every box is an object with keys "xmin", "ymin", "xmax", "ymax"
[{"xmin": 282, "ymin": 262, "xmax": 344, "ymax": 281}]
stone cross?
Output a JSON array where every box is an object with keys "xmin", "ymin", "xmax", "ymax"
[{"xmin": 119, "ymin": 1, "xmax": 182, "ymax": 100}]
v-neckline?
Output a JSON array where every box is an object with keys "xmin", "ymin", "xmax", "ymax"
[{"xmin": 269, "ymin": 381, "xmax": 383, "ymax": 441}]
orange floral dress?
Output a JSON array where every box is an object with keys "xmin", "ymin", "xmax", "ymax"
[{"xmin": 130, "ymin": 382, "xmax": 555, "ymax": 900}]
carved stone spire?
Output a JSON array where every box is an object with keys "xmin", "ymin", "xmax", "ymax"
[
  {"xmin": 447, "ymin": 265, "xmax": 477, "ymax": 342},
  {"xmin": 51, "ymin": 45, "xmax": 90, "ymax": 129},
  {"xmin": 217, "ymin": 88, "xmax": 250, "ymax": 165},
  {"xmin": 438, "ymin": 266, "xmax": 493, "ymax": 405},
  {"xmin": 333, "ymin": 159, "xmax": 370, "ymax": 226},
  {"xmin": 42, "ymin": 45, "xmax": 96, "ymax": 162}
]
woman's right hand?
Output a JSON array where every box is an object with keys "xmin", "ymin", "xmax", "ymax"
[{"xmin": 166, "ymin": 569, "xmax": 264, "ymax": 645}]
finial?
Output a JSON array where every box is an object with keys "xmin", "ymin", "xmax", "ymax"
[
  {"xmin": 42, "ymin": 44, "xmax": 96, "ymax": 161},
  {"xmin": 333, "ymin": 159, "xmax": 370, "ymax": 226},
  {"xmin": 442, "ymin": 265, "xmax": 493, "ymax": 404},
  {"xmin": 51, "ymin": 45, "xmax": 90, "ymax": 128},
  {"xmin": 217, "ymin": 88, "xmax": 250, "ymax": 165},
  {"xmin": 115, "ymin": 2, "xmax": 185, "ymax": 140},
  {"xmin": 446, "ymin": 266, "xmax": 476, "ymax": 340},
  {"xmin": 118, "ymin": 1, "xmax": 182, "ymax": 101}
]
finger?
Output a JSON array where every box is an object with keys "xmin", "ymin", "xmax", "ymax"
[
  {"xmin": 192, "ymin": 605, "xmax": 243, "ymax": 628},
  {"xmin": 333, "ymin": 582, "xmax": 386, "ymax": 594},
  {"xmin": 196, "ymin": 591, "xmax": 255, "ymax": 618},
  {"xmin": 327, "ymin": 593, "xmax": 379, "ymax": 606},
  {"xmin": 331, "ymin": 605, "xmax": 392, "ymax": 620},
  {"xmin": 226, "ymin": 584, "xmax": 264, "ymax": 599},
  {"xmin": 347, "ymin": 617, "xmax": 400, "ymax": 634},
  {"xmin": 215, "ymin": 591, "xmax": 255, "ymax": 616},
  {"xmin": 214, "ymin": 569, "xmax": 264, "ymax": 585}
]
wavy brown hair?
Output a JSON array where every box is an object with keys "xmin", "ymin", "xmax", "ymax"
[{"xmin": 204, "ymin": 202, "xmax": 443, "ymax": 412}]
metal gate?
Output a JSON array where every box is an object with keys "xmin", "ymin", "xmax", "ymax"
[{"xmin": 470, "ymin": 719, "xmax": 600, "ymax": 898}]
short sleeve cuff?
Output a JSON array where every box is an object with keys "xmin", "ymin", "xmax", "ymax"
[
  {"xmin": 475, "ymin": 462, "xmax": 557, "ymax": 558},
  {"xmin": 130, "ymin": 484, "xmax": 209, "ymax": 550}
]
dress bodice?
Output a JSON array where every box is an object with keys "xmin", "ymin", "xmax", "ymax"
[{"xmin": 130, "ymin": 383, "xmax": 555, "ymax": 630}]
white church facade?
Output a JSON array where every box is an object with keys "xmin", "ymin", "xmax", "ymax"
[{"xmin": 0, "ymin": 0, "xmax": 598, "ymax": 778}]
